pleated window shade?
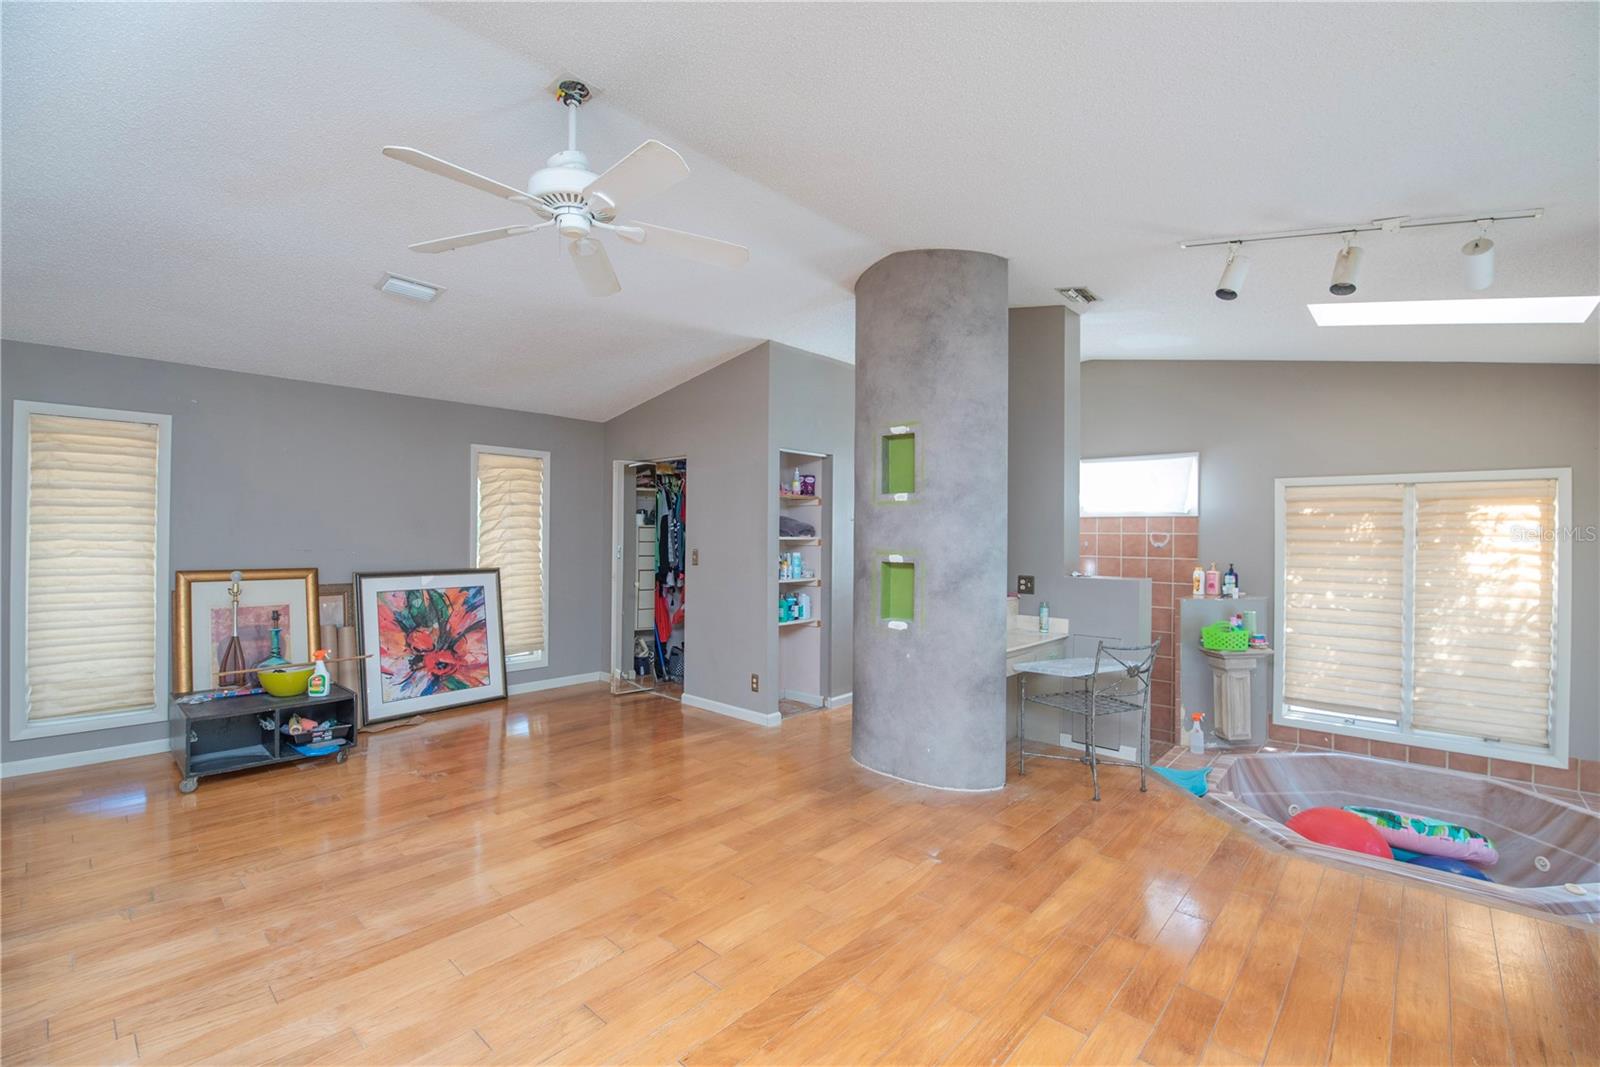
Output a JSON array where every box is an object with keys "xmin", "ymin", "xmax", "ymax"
[
  {"xmin": 23, "ymin": 413, "xmax": 161, "ymax": 721},
  {"xmin": 1282, "ymin": 483, "xmax": 1408, "ymax": 722},
  {"xmin": 475, "ymin": 449, "xmax": 546, "ymax": 660},
  {"xmin": 1412, "ymin": 480, "xmax": 1557, "ymax": 747}
]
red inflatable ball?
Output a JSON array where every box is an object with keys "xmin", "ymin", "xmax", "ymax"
[{"xmin": 1286, "ymin": 806, "xmax": 1394, "ymax": 860}]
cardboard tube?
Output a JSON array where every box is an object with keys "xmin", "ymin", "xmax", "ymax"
[
  {"xmin": 336, "ymin": 626, "xmax": 359, "ymax": 693},
  {"xmin": 319, "ymin": 624, "xmax": 337, "ymax": 660}
]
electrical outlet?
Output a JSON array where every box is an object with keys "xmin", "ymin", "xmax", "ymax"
[
  {"xmin": 1017, "ymin": 575, "xmax": 1035, "ymax": 595},
  {"xmin": 691, "ymin": 549, "xmax": 699, "ymax": 566},
  {"xmin": 750, "ymin": 673, "xmax": 759, "ymax": 692}
]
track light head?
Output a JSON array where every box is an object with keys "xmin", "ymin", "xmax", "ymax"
[
  {"xmin": 1329, "ymin": 240, "xmax": 1364, "ymax": 296},
  {"xmin": 1463, "ymin": 235, "xmax": 1495, "ymax": 291},
  {"xmin": 1215, "ymin": 245, "xmax": 1248, "ymax": 300}
]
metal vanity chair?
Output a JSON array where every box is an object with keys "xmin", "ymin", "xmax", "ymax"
[{"xmin": 1016, "ymin": 638, "xmax": 1160, "ymax": 801}]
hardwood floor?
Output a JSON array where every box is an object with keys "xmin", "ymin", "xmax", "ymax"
[{"xmin": 3, "ymin": 684, "xmax": 1596, "ymax": 1066}]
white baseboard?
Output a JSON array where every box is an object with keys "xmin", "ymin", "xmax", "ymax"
[
  {"xmin": 507, "ymin": 671, "xmax": 607, "ymax": 695},
  {"xmin": 827, "ymin": 691, "xmax": 853, "ymax": 708},
  {"xmin": 682, "ymin": 693, "xmax": 780, "ymax": 728},
  {"xmin": 0, "ymin": 738, "xmax": 170, "ymax": 779},
  {"xmin": 781, "ymin": 689, "xmax": 825, "ymax": 707}
]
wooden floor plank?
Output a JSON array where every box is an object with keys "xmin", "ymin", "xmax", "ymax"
[{"xmin": 1, "ymin": 685, "xmax": 1594, "ymax": 1067}]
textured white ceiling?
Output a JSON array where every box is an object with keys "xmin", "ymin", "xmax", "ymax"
[
  {"xmin": 0, "ymin": 3, "xmax": 882, "ymax": 420},
  {"xmin": 3, "ymin": 4, "xmax": 1596, "ymax": 424}
]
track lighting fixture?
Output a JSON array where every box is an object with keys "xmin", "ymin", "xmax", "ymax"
[
  {"xmin": 1329, "ymin": 236, "xmax": 1364, "ymax": 296},
  {"xmin": 1215, "ymin": 244, "xmax": 1248, "ymax": 301},
  {"xmin": 1463, "ymin": 223, "xmax": 1495, "ymax": 291}
]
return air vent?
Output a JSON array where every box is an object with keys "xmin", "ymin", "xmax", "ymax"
[{"xmin": 1056, "ymin": 287, "xmax": 1100, "ymax": 305}]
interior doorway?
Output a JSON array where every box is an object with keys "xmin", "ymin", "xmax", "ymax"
[{"xmin": 610, "ymin": 457, "xmax": 686, "ymax": 698}]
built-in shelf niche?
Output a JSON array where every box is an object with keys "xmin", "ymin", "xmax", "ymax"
[
  {"xmin": 879, "ymin": 424, "xmax": 917, "ymax": 501},
  {"xmin": 881, "ymin": 559, "xmax": 915, "ymax": 626}
]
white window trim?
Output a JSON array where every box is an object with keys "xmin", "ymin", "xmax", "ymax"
[
  {"xmin": 8, "ymin": 400, "xmax": 173, "ymax": 741},
  {"xmin": 471, "ymin": 444, "xmax": 549, "ymax": 671},
  {"xmin": 1080, "ymin": 451, "xmax": 1201, "ymax": 517},
  {"xmin": 1273, "ymin": 467, "xmax": 1572, "ymax": 768}
]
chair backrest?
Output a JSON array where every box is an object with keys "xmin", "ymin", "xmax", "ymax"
[{"xmin": 1090, "ymin": 638, "xmax": 1161, "ymax": 698}]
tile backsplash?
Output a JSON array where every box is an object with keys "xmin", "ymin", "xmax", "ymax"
[{"xmin": 1080, "ymin": 515, "xmax": 1199, "ymax": 743}]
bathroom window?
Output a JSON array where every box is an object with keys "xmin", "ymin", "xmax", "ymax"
[
  {"xmin": 10, "ymin": 402, "xmax": 172, "ymax": 739},
  {"xmin": 1274, "ymin": 469, "xmax": 1570, "ymax": 767},
  {"xmin": 473, "ymin": 445, "xmax": 548, "ymax": 668},
  {"xmin": 1080, "ymin": 452, "xmax": 1199, "ymax": 516}
]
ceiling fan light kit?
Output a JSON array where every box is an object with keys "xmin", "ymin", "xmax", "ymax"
[{"xmin": 382, "ymin": 79, "xmax": 749, "ymax": 296}]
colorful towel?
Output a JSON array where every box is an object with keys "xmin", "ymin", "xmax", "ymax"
[
  {"xmin": 1343, "ymin": 806, "xmax": 1498, "ymax": 867},
  {"xmin": 1153, "ymin": 766, "xmax": 1209, "ymax": 797}
]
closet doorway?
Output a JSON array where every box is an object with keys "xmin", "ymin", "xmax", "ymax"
[{"xmin": 610, "ymin": 458, "xmax": 686, "ymax": 699}]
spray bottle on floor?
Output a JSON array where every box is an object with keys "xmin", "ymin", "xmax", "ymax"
[{"xmin": 1188, "ymin": 709, "xmax": 1205, "ymax": 754}]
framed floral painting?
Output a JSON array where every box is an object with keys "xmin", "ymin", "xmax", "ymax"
[{"xmin": 353, "ymin": 569, "xmax": 507, "ymax": 723}]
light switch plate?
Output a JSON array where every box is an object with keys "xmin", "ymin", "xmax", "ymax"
[
  {"xmin": 1017, "ymin": 575, "xmax": 1035, "ymax": 595},
  {"xmin": 691, "ymin": 549, "xmax": 699, "ymax": 566},
  {"xmin": 750, "ymin": 673, "xmax": 759, "ymax": 692}
]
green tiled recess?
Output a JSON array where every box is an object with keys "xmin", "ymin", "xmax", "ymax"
[
  {"xmin": 882, "ymin": 433, "xmax": 915, "ymax": 495},
  {"xmin": 881, "ymin": 561, "xmax": 914, "ymax": 621}
]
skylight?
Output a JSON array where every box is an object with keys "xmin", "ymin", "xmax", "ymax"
[{"xmin": 1308, "ymin": 296, "xmax": 1600, "ymax": 327}]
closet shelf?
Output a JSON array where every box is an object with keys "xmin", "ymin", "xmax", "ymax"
[
  {"xmin": 779, "ymin": 618, "xmax": 822, "ymax": 629},
  {"xmin": 779, "ymin": 494, "xmax": 822, "ymax": 505},
  {"xmin": 779, "ymin": 536, "xmax": 821, "ymax": 545},
  {"xmin": 779, "ymin": 577, "xmax": 821, "ymax": 586}
]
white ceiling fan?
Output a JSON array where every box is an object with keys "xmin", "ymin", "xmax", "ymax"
[{"xmin": 383, "ymin": 80, "xmax": 749, "ymax": 297}]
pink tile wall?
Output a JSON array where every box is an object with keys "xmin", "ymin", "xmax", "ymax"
[{"xmin": 1080, "ymin": 515, "xmax": 1199, "ymax": 743}]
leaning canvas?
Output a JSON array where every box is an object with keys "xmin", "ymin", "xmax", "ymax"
[{"xmin": 354, "ymin": 570, "xmax": 507, "ymax": 723}]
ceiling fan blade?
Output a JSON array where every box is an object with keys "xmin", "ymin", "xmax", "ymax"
[
  {"xmin": 582, "ymin": 140, "xmax": 689, "ymax": 215},
  {"xmin": 409, "ymin": 223, "xmax": 549, "ymax": 254},
  {"xmin": 383, "ymin": 146, "xmax": 533, "ymax": 203},
  {"xmin": 569, "ymin": 238, "xmax": 621, "ymax": 297},
  {"xmin": 631, "ymin": 222, "xmax": 750, "ymax": 268}
]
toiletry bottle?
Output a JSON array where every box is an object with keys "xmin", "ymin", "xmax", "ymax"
[
  {"xmin": 1223, "ymin": 564, "xmax": 1239, "ymax": 597},
  {"xmin": 1191, "ymin": 565, "xmax": 1205, "ymax": 597},
  {"xmin": 1039, "ymin": 599, "xmax": 1050, "ymax": 635},
  {"xmin": 792, "ymin": 468, "xmax": 802, "ymax": 494},
  {"xmin": 307, "ymin": 649, "xmax": 331, "ymax": 698},
  {"xmin": 1189, "ymin": 711, "xmax": 1205, "ymax": 754},
  {"xmin": 1204, "ymin": 563, "xmax": 1220, "ymax": 597},
  {"xmin": 779, "ymin": 556, "xmax": 790, "ymax": 580},
  {"xmin": 798, "ymin": 592, "xmax": 811, "ymax": 620}
]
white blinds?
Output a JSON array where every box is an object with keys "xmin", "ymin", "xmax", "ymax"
[
  {"xmin": 24, "ymin": 413, "xmax": 161, "ymax": 720},
  {"xmin": 476, "ymin": 450, "xmax": 546, "ymax": 658},
  {"xmin": 1412, "ymin": 480, "xmax": 1557, "ymax": 746},
  {"xmin": 1281, "ymin": 483, "xmax": 1407, "ymax": 721}
]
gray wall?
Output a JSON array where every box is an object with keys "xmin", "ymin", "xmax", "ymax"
[
  {"xmin": 604, "ymin": 343, "xmax": 775, "ymax": 716},
  {"xmin": 1008, "ymin": 306, "xmax": 1082, "ymax": 611},
  {"xmin": 1, "ymin": 341, "xmax": 610, "ymax": 765},
  {"xmin": 852, "ymin": 250, "xmax": 1010, "ymax": 790},
  {"xmin": 1082, "ymin": 359, "xmax": 1600, "ymax": 760},
  {"xmin": 768, "ymin": 342, "xmax": 855, "ymax": 702}
]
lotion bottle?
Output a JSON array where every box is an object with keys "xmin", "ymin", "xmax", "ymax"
[
  {"xmin": 1191, "ymin": 565, "xmax": 1205, "ymax": 597},
  {"xmin": 1204, "ymin": 563, "xmax": 1221, "ymax": 597}
]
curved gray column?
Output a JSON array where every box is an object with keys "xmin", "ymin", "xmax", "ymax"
[{"xmin": 851, "ymin": 249, "xmax": 1009, "ymax": 790}]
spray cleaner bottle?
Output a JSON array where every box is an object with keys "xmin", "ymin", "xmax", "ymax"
[
  {"xmin": 1188, "ymin": 709, "xmax": 1205, "ymax": 754},
  {"xmin": 307, "ymin": 648, "xmax": 332, "ymax": 698}
]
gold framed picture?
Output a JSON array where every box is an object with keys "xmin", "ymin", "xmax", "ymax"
[{"xmin": 173, "ymin": 568, "xmax": 319, "ymax": 694}]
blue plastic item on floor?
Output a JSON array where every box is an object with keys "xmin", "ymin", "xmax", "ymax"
[
  {"xmin": 289, "ymin": 741, "xmax": 343, "ymax": 757},
  {"xmin": 1153, "ymin": 766, "xmax": 1209, "ymax": 797}
]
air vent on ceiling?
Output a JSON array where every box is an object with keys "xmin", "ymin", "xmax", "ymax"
[
  {"xmin": 1056, "ymin": 287, "xmax": 1099, "ymax": 305},
  {"xmin": 378, "ymin": 273, "xmax": 444, "ymax": 303}
]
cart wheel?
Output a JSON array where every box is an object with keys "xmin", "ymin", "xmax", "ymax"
[
  {"xmin": 335, "ymin": 749, "xmax": 348, "ymax": 764},
  {"xmin": 179, "ymin": 776, "xmax": 198, "ymax": 794}
]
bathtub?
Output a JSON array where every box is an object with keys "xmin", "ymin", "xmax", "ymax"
[{"xmin": 1204, "ymin": 752, "xmax": 1600, "ymax": 925}]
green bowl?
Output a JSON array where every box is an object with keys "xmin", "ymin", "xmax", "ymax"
[{"xmin": 258, "ymin": 667, "xmax": 313, "ymax": 697}]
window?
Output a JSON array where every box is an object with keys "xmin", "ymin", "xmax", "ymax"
[
  {"xmin": 1275, "ymin": 469, "xmax": 1569, "ymax": 765},
  {"xmin": 1081, "ymin": 452, "xmax": 1199, "ymax": 516},
  {"xmin": 473, "ymin": 446, "xmax": 547, "ymax": 668},
  {"xmin": 9, "ymin": 402, "xmax": 171, "ymax": 739}
]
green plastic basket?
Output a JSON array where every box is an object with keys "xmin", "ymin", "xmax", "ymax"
[{"xmin": 1201, "ymin": 622, "xmax": 1250, "ymax": 651}]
